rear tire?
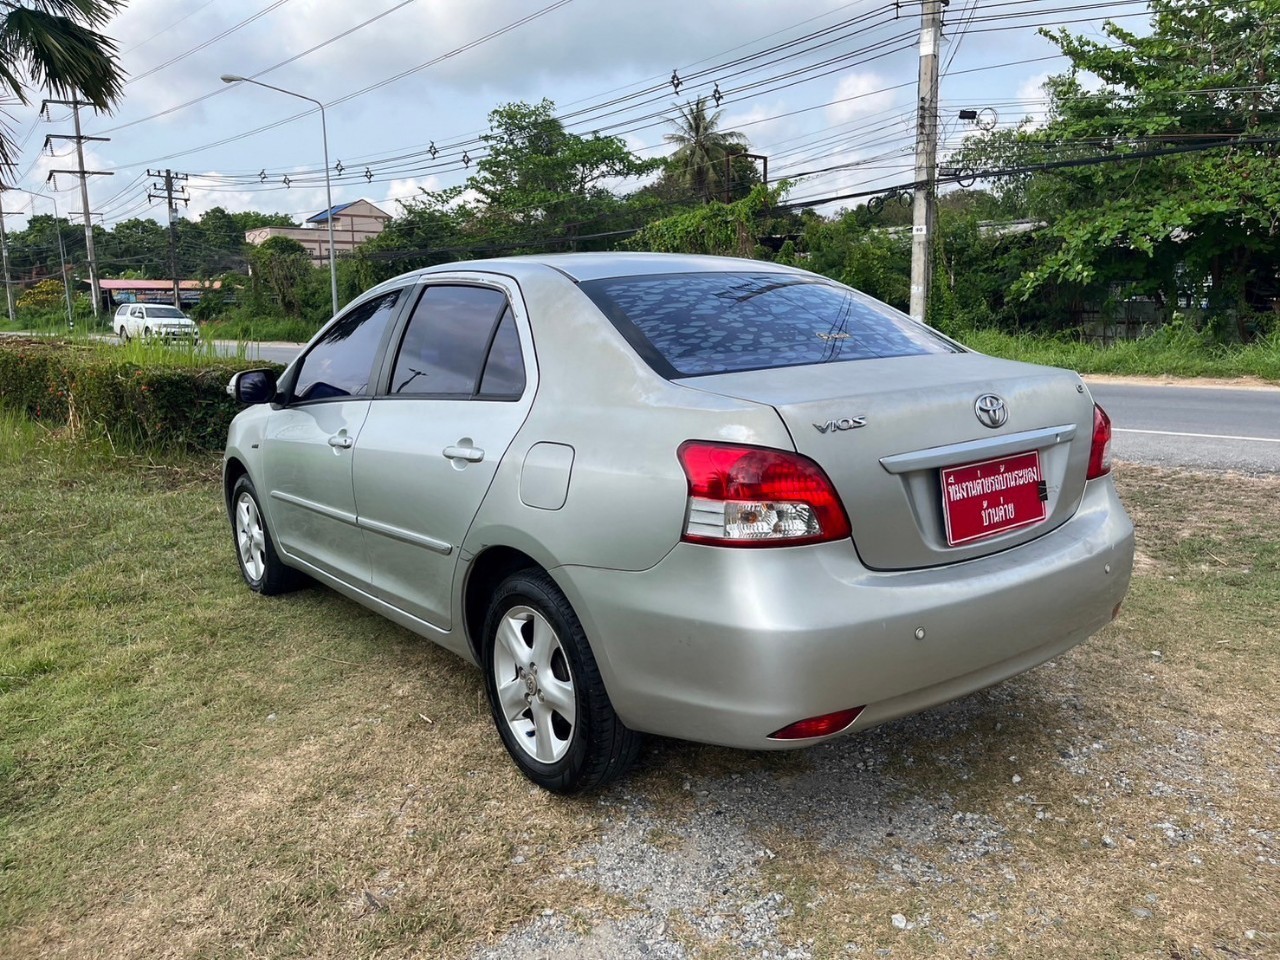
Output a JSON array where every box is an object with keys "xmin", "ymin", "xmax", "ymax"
[
  {"xmin": 229, "ymin": 475, "xmax": 302, "ymax": 596},
  {"xmin": 482, "ymin": 569, "xmax": 642, "ymax": 793},
  {"xmin": 118, "ymin": 326, "xmax": 130, "ymax": 343}
]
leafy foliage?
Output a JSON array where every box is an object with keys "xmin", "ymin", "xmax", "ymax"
[
  {"xmin": 0, "ymin": 337, "xmax": 279, "ymax": 452},
  {"xmin": 955, "ymin": 0, "xmax": 1280, "ymax": 339},
  {"xmin": 663, "ymin": 97, "xmax": 749, "ymax": 203},
  {"xmin": 0, "ymin": 0, "xmax": 126, "ymax": 181},
  {"xmin": 15, "ymin": 277, "xmax": 67, "ymax": 312}
]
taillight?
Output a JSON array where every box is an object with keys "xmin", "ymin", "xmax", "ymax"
[
  {"xmin": 1087, "ymin": 403, "xmax": 1112, "ymax": 480},
  {"xmin": 677, "ymin": 441, "xmax": 852, "ymax": 547}
]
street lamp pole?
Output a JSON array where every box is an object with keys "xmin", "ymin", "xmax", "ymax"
[
  {"xmin": 220, "ymin": 75, "xmax": 340, "ymax": 317},
  {"xmin": 13, "ymin": 188, "xmax": 74, "ymax": 327}
]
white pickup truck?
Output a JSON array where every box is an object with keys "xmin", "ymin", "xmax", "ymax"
[{"xmin": 113, "ymin": 303, "xmax": 200, "ymax": 342}]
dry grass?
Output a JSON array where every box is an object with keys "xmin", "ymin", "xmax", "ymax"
[
  {"xmin": 737, "ymin": 466, "xmax": 1280, "ymax": 959},
  {"xmin": 2, "ymin": 414, "xmax": 1277, "ymax": 959}
]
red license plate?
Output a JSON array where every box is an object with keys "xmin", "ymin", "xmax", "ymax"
[{"xmin": 941, "ymin": 451, "xmax": 1046, "ymax": 546}]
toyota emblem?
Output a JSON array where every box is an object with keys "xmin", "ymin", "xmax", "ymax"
[{"xmin": 974, "ymin": 394, "xmax": 1008, "ymax": 429}]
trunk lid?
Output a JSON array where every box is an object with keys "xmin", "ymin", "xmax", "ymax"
[{"xmin": 680, "ymin": 352, "xmax": 1096, "ymax": 570}]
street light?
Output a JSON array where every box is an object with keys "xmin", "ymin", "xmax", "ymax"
[
  {"xmin": 9, "ymin": 188, "xmax": 74, "ymax": 329},
  {"xmin": 220, "ymin": 74, "xmax": 340, "ymax": 317}
]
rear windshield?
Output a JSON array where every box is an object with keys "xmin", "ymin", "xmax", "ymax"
[
  {"xmin": 145, "ymin": 306, "xmax": 186, "ymax": 318},
  {"xmin": 580, "ymin": 272, "xmax": 957, "ymax": 377}
]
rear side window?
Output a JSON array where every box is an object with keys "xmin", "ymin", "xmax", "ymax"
[
  {"xmin": 293, "ymin": 290, "xmax": 401, "ymax": 402},
  {"xmin": 580, "ymin": 272, "xmax": 957, "ymax": 377},
  {"xmin": 389, "ymin": 285, "xmax": 525, "ymax": 398}
]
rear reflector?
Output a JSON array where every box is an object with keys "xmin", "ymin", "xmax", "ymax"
[
  {"xmin": 1087, "ymin": 403, "xmax": 1113, "ymax": 480},
  {"xmin": 678, "ymin": 441, "xmax": 852, "ymax": 547},
  {"xmin": 768, "ymin": 706, "xmax": 865, "ymax": 741}
]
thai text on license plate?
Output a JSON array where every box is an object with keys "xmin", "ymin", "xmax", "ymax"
[{"xmin": 941, "ymin": 451, "xmax": 1046, "ymax": 546}]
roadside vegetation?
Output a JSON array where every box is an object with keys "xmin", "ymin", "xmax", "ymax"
[
  {"xmin": 0, "ymin": 415, "xmax": 1276, "ymax": 959},
  {"xmin": 4, "ymin": 0, "xmax": 1276, "ymax": 381}
]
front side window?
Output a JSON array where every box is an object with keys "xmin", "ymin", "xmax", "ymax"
[
  {"xmin": 389, "ymin": 285, "xmax": 519, "ymax": 398},
  {"xmin": 293, "ymin": 290, "xmax": 401, "ymax": 402},
  {"xmin": 580, "ymin": 272, "xmax": 958, "ymax": 377}
]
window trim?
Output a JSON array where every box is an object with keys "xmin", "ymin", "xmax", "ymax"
[
  {"xmin": 282, "ymin": 285, "xmax": 411, "ymax": 407},
  {"xmin": 373, "ymin": 280, "xmax": 529, "ymax": 403}
]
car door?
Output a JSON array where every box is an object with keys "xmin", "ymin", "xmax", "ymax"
[
  {"xmin": 258, "ymin": 288, "xmax": 406, "ymax": 585},
  {"xmin": 353, "ymin": 279, "xmax": 535, "ymax": 630},
  {"xmin": 128, "ymin": 306, "xmax": 145, "ymax": 337}
]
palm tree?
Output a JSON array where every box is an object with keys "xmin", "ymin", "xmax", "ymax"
[
  {"xmin": 0, "ymin": 0, "xmax": 126, "ymax": 184},
  {"xmin": 663, "ymin": 96, "xmax": 748, "ymax": 203}
]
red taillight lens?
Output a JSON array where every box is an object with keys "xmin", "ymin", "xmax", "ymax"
[
  {"xmin": 677, "ymin": 441, "xmax": 852, "ymax": 547},
  {"xmin": 1087, "ymin": 403, "xmax": 1113, "ymax": 480},
  {"xmin": 769, "ymin": 706, "xmax": 865, "ymax": 741}
]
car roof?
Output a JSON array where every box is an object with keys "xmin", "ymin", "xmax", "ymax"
[{"xmin": 411, "ymin": 252, "xmax": 809, "ymax": 284}]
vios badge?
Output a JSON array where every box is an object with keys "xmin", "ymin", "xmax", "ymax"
[{"xmin": 974, "ymin": 394, "xmax": 1008, "ymax": 429}]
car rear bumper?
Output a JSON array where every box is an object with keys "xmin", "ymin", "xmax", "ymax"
[{"xmin": 554, "ymin": 476, "xmax": 1134, "ymax": 749}]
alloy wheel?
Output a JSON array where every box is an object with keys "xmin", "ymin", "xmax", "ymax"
[
  {"xmin": 491, "ymin": 605, "xmax": 577, "ymax": 763},
  {"xmin": 235, "ymin": 491, "xmax": 266, "ymax": 582}
]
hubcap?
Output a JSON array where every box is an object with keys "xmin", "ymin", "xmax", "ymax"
[
  {"xmin": 492, "ymin": 605, "xmax": 576, "ymax": 763},
  {"xmin": 235, "ymin": 492, "xmax": 266, "ymax": 582}
]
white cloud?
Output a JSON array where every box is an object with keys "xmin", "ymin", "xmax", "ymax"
[{"xmin": 827, "ymin": 73, "xmax": 899, "ymax": 127}]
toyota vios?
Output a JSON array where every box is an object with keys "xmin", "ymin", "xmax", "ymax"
[{"xmin": 223, "ymin": 253, "xmax": 1134, "ymax": 793}]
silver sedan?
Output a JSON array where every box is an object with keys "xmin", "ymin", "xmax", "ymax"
[{"xmin": 223, "ymin": 253, "xmax": 1134, "ymax": 793}]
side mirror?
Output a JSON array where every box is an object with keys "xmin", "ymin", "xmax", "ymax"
[{"xmin": 227, "ymin": 369, "xmax": 278, "ymax": 404}]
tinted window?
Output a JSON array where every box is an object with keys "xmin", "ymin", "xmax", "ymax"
[
  {"xmin": 580, "ymin": 272, "xmax": 957, "ymax": 377},
  {"xmin": 145, "ymin": 306, "xmax": 186, "ymax": 319},
  {"xmin": 478, "ymin": 308, "xmax": 526, "ymax": 398},
  {"xmin": 390, "ymin": 285, "xmax": 508, "ymax": 396},
  {"xmin": 293, "ymin": 290, "xmax": 401, "ymax": 402}
]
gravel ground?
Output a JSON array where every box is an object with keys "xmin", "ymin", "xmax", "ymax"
[{"xmin": 470, "ymin": 646, "xmax": 1276, "ymax": 960}]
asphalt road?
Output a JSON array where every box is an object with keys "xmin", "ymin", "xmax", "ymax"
[
  {"xmin": 221, "ymin": 342, "xmax": 1280, "ymax": 474},
  {"xmin": 1087, "ymin": 380, "xmax": 1280, "ymax": 474}
]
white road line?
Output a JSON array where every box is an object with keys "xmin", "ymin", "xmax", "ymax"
[{"xmin": 1115, "ymin": 428, "xmax": 1280, "ymax": 444}]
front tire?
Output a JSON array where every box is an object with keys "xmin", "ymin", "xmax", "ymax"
[
  {"xmin": 482, "ymin": 569, "xmax": 642, "ymax": 793},
  {"xmin": 230, "ymin": 475, "xmax": 301, "ymax": 595}
]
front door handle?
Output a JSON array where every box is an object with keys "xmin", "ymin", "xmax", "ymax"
[
  {"xmin": 443, "ymin": 444, "xmax": 484, "ymax": 463},
  {"xmin": 328, "ymin": 434, "xmax": 354, "ymax": 449}
]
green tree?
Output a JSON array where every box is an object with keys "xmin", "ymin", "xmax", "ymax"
[
  {"xmin": 628, "ymin": 182, "xmax": 789, "ymax": 257},
  {"xmin": 956, "ymin": 0, "xmax": 1280, "ymax": 339},
  {"xmin": 467, "ymin": 99, "xmax": 659, "ymax": 250},
  {"xmin": 663, "ymin": 97, "xmax": 749, "ymax": 203},
  {"xmin": 0, "ymin": 0, "xmax": 126, "ymax": 181},
  {"xmin": 357, "ymin": 187, "xmax": 470, "ymax": 285},
  {"xmin": 100, "ymin": 217, "xmax": 167, "ymax": 278},
  {"xmin": 249, "ymin": 235, "xmax": 312, "ymax": 318}
]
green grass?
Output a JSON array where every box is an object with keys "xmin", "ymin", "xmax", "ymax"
[
  {"xmin": 2, "ymin": 417, "xmax": 1277, "ymax": 959},
  {"xmin": 199, "ymin": 315, "xmax": 316, "ymax": 344},
  {"xmin": 965, "ymin": 326, "xmax": 1280, "ymax": 381},
  {"xmin": 0, "ymin": 418, "xmax": 603, "ymax": 958}
]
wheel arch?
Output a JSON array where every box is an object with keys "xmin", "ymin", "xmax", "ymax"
[
  {"xmin": 462, "ymin": 545, "xmax": 543, "ymax": 663},
  {"xmin": 223, "ymin": 455, "xmax": 249, "ymax": 515}
]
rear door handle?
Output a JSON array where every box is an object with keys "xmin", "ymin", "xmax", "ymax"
[
  {"xmin": 443, "ymin": 444, "xmax": 484, "ymax": 463},
  {"xmin": 328, "ymin": 434, "xmax": 354, "ymax": 449}
]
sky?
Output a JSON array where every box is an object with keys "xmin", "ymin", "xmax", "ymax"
[{"xmin": 1, "ymin": 0, "xmax": 1150, "ymax": 231}]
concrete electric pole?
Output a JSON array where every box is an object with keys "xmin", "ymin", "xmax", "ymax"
[
  {"xmin": 147, "ymin": 169, "xmax": 190, "ymax": 308},
  {"xmin": 43, "ymin": 99, "xmax": 112, "ymax": 321},
  {"xmin": 909, "ymin": 0, "xmax": 943, "ymax": 324}
]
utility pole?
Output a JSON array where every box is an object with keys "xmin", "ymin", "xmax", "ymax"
[
  {"xmin": 147, "ymin": 169, "xmax": 190, "ymax": 308},
  {"xmin": 0, "ymin": 188, "xmax": 16, "ymax": 323},
  {"xmin": 43, "ymin": 99, "xmax": 112, "ymax": 321},
  {"xmin": 909, "ymin": 0, "xmax": 943, "ymax": 324}
]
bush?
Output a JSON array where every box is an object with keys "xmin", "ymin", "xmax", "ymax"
[{"xmin": 0, "ymin": 338, "xmax": 282, "ymax": 452}]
